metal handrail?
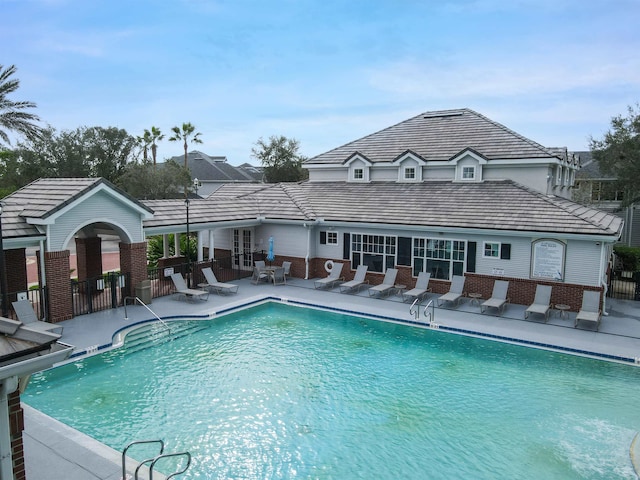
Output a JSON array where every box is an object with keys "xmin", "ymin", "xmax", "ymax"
[
  {"xmin": 122, "ymin": 439, "xmax": 164, "ymax": 480},
  {"xmin": 423, "ymin": 300, "xmax": 435, "ymax": 325},
  {"xmin": 124, "ymin": 296, "xmax": 171, "ymax": 333},
  {"xmin": 409, "ymin": 297, "xmax": 420, "ymax": 320},
  {"xmin": 149, "ymin": 451, "xmax": 192, "ymax": 480}
]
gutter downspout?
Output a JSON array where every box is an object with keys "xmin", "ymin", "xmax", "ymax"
[
  {"xmin": 599, "ymin": 242, "xmax": 609, "ymax": 316},
  {"xmin": 0, "ymin": 376, "xmax": 19, "ymax": 480},
  {"xmin": 304, "ymin": 223, "xmax": 311, "ymax": 280}
]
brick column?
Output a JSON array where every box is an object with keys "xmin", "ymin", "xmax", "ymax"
[
  {"xmin": 8, "ymin": 390, "xmax": 25, "ymax": 480},
  {"xmin": 119, "ymin": 242, "xmax": 148, "ymax": 297},
  {"xmin": 5, "ymin": 248, "xmax": 27, "ymax": 301},
  {"xmin": 75, "ymin": 237, "xmax": 103, "ymax": 282},
  {"xmin": 44, "ymin": 250, "xmax": 73, "ymax": 323}
]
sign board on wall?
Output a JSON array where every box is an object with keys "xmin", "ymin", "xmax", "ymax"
[{"xmin": 530, "ymin": 239, "xmax": 565, "ymax": 281}]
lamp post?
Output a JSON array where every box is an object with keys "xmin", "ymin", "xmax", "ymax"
[
  {"xmin": 185, "ymin": 198, "xmax": 191, "ymax": 288},
  {"xmin": 0, "ymin": 203, "xmax": 8, "ymax": 317}
]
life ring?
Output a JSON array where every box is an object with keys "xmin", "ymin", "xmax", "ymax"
[{"xmin": 324, "ymin": 260, "xmax": 335, "ymax": 273}]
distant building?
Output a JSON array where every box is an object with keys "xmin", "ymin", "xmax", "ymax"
[
  {"xmin": 165, "ymin": 151, "xmax": 263, "ymax": 197},
  {"xmin": 574, "ymin": 151, "xmax": 639, "ymax": 247}
]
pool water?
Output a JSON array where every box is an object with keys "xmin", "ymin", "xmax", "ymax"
[{"xmin": 24, "ymin": 302, "xmax": 640, "ymax": 479}]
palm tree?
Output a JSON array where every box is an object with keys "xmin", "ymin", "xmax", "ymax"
[
  {"xmin": 169, "ymin": 122, "xmax": 203, "ymax": 169},
  {"xmin": 0, "ymin": 64, "xmax": 43, "ymax": 145},
  {"xmin": 148, "ymin": 126, "xmax": 164, "ymax": 166},
  {"xmin": 137, "ymin": 130, "xmax": 152, "ymax": 162}
]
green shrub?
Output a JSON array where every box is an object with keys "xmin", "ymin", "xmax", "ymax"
[{"xmin": 614, "ymin": 245, "xmax": 640, "ymax": 271}]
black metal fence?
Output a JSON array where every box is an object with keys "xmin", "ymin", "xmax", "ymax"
[
  {"xmin": 147, "ymin": 253, "xmax": 255, "ymax": 299},
  {"xmin": 71, "ymin": 272, "xmax": 131, "ymax": 316},
  {"xmin": 607, "ymin": 271, "xmax": 640, "ymax": 300},
  {"xmin": 2, "ymin": 287, "xmax": 48, "ymax": 321}
]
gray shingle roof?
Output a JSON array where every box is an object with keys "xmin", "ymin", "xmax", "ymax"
[
  {"xmin": 166, "ymin": 151, "xmax": 263, "ymax": 182},
  {"xmin": 306, "ymin": 108, "xmax": 561, "ymax": 165}
]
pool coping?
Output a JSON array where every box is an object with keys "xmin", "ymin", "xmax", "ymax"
[{"xmin": 68, "ymin": 294, "xmax": 640, "ymax": 367}]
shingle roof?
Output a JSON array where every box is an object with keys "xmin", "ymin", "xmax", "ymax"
[
  {"xmin": 0, "ymin": 178, "xmax": 153, "ymax": 240},
  {"xmin": 203, "ymin": 180, "xmax": 622, "ymax": 237},
  {"xmin": 306, "ymin": 108, "xmax": 561, "ymax": 165},
  {"xmin": 166, "ymin": 151, "xmax": 263, "ymax": 182}
]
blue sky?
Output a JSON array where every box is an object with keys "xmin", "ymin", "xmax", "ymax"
[{"xmin": 2, "ymin": 0, "xmax": 639, "ymax": 164}]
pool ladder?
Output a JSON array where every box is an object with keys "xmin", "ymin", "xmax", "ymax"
[
  {"xmin": 409, "ymin": 298, "xmax": 438, "ymax": 327},
  {"xmin": 121, "ymin": 439, "xmax": 191, "ymax": 479}
]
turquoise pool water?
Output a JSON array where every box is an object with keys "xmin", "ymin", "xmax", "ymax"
[{"xmin": 24, "ymin": 302, "xmax": 640, "ymax": 479}]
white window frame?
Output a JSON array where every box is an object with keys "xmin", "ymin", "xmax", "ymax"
[
  {"xmin": 461, "ymin": 166, "xmax": 476, "ymax": 180},
  {"xmin": 351, "ymin": 233, "xmax": 396, "ymax": 273},
  {"xmin": 412, "ymin": 237, "xmax": 466, "ymax": 280},
  {"xmin": 326, "ymin": 231, "xmax": 338, "ymax": 245},
  {"xmin": 483, "ymin": 241, "xmax": 501, "ymax": 258},
  {"xmin": 353, "ymin": 168, "xmax": 364, "ymax": 180},
  {"xmin": 404, "ymin": 167, "xmax": 416, "ymax": 180}
]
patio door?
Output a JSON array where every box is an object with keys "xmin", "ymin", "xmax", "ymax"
[{"xmin": 233, "ymin": 228, "xmax": 254, "ymax": 271}]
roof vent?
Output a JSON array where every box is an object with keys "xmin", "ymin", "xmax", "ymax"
[{"xmin": 423, "ymin": 111, "xmax": 464, "ymax": 119}]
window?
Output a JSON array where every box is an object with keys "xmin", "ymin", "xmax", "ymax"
[
  {"xmin": 412, "ymin": 238, "xmax": 465, "ymax": 279},
  {"xmin": 483, "ymin": 242, "xmax": 500, "ymax": 258},
  {"xmin": 404, "ymin": 167, "xmax": 416, "ymax": 180},
  {"xmin": 320, "ymin": 231, "xmax": 338, "ymax": 245},
  {"xmin": 353, "ymin": 168, "xmax": 364, "ymax": 180},
  {"xmin": 351, "ymin": 234, "xmax": 396, "ymax": 273},
  {"xmin": 591, "ymin": 181, "xmax": 624, "ymax": 202},
  {"xmin": 462, "ymin": 166, "xmax": 475, "ymax": 180}
]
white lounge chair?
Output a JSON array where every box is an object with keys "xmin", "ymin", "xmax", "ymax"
[
  {"xmin": 480, "ymin": 280, "xmax": 510, "ymax": 315},
  {"xmin": 368, "ymin": 268, "xmax": 398, "ymax": 298},
  {"xmin": 437, "ymin": 275, "xmax": 466, "ymax": 307},
  {"xmin": 12, "ymin": 299, "xmax": 63, "ymax": 334},
  {"xmin": 575, "ymin": 290, "xmax": 602, "ymax": 331},
  {"xmin": 402, "ymin": 272, "xmax": 431, "ymax": 303},
  {"xmin": 252, "ymin": 260, "xmax": 270, "ymax": 284},
  {"xmin": 201, "ymin": 267, "xmax": 238, "ymax": 294},
  {"xmin": 170, "ymin": 273, "xmax": 209, "ymax": 302},
  {"xmin": 524, "ymin": 285, "xmax": 552, "ymax": 322},
  {"xmin": 314, "ymin": 262, "xmax": 344, "ymax": 289},
  {"xmin": 340, "ymin": 265, "xmax": 369, "ymax": 293}
]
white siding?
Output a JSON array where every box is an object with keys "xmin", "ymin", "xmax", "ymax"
[
  {"xmin": 472, "ymin": 235, "xmax": 531, "ymax": 278},
  {"xmin": 49, "ymin": 190, "xmax": 144, "ymax": 251},
  {"xmin": 564, "ymin": 240, "xmax": 601, "ymax": 286}
]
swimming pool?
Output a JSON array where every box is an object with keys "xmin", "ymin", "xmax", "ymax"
[{"xmin": 24, "ymin": 302, "xmax": 640, "ymax": 479}]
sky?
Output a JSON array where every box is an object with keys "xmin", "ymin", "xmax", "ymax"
[{"xmin": 1, "ymin": 0, "xmax": 639, "ymax": 165}]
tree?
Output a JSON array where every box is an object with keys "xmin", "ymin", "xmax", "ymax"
[
  {"xmin": 590, "ymin": 103, "xmax": 640, "ymax": 207},
  {"xmin": 148, "ymin": 126, "xmax": 164, "ymax": 166},
  {"xmin": 117, "ymin": 159, "xmax": 191, "ymax": 199},
  {"xmin": 169, "ymin": 122, "xmax": 202, "ymax": 168},
  {"xmin": 251, "ymin": 135, "xmax": 308, "ymax": 183},
  {"xmin": 0, "ymin": 64, "xmax": 44, "ymax": 146}
]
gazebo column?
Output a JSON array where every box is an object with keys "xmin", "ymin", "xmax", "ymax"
[
  {"xmin": 174, "ymin": 232, "xmax": 180, "ymax": 258},
  {"xmin": 44, "ymin": 250, "xmax": 73, "ymax": 323},
  {"xmin": 75, "ymin": 237, "xmax": 102, "ymax": 289},
  {"xmin": 163, "ymin": 234, "xmax": 170, "ymax": 258},
  {"xmin": 197, "ymin": 232, "xmax": 204, "ymax": 262},
  {"xmin": 208, "ymin": 230, "xmax": 215, "ymax": 260},
  {"xmin": 119, "ymin": 242, "xmax": 148, "ymax": 297}
]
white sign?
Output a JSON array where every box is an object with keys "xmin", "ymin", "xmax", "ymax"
[
  {"xmin": 531, "ymin": 239, "xmax": 565, "ymax": 280},
  {"xmin": 164, "ymin": 267, "xmax": 174, "ymax": 277},
  {"xmin": 492, "ymin": 268, "xmax": 505, "ymax": 276}
]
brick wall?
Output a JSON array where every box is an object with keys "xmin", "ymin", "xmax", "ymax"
[
  {"xmin": 5, "ymin": 248, "xmax": 27, "ymax": 299},
  {"xmin": 45, "ymin": 250, "xmax": 73, "ymax": 323},
  {"xmin": 119, "ymin": 242, "xmax": 148, "ymax": 297},
  {"xmin": 9, "ymin": 390, "xmax": 26, "ymax": 480}
]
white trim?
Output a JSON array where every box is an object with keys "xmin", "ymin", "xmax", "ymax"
[{"xmin": 482, "ymin": 241, "xmax": 501, "ymax": 258}]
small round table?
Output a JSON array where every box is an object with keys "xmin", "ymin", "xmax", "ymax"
[
  {"xmin": 555, "ymin": 304, "xmax": 570, "ymax": 319},
  {"xmin": 468, "ymin": 293, "xmax": 483, "ymax": 306},
  {"xmin": 394, "ymin": 284, "xmax": 406, "ymax": 296}
]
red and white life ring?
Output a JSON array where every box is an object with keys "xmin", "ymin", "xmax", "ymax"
[{"xmin": 324, "ymin": 260, "xmax": 335, "ymax": 273}]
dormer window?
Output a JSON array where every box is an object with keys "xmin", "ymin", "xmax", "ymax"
[
  {"xmin": 353, "ymin": 168, "xmax": 364, "ymax": 180},
  {"xmin": 462, "ymin": 166, "xmax": 476, "ymax": 180},
  {"xmin": 404, "ymin": 167, "xmax": 416, "ymax": 180}
]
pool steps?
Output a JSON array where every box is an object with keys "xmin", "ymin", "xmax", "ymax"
[
  {"xmin": 121, "ymin": 439, "xmax": 191, "ymax": 479},
  {"xmin": 122, "ymin": 321, "xmax": 209, "ymax": 355}
]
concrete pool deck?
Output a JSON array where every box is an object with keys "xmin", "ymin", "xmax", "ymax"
[{"xmin": 23, "ymin": 276, "xmax": 640, "ymax": 479}]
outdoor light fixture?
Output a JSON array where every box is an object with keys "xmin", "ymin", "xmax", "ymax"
[
  {"xmin": 193, "ymin": 177, "xmax": 201, "ymax": 197},
  {"xmin": 0, "ymin": 203, "xmax": 8, "ymax": 317},
  {"xmin": 185, "ymin": 198, "xmax": 191, "ymax": 288}
]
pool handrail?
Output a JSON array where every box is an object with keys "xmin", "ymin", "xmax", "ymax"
[
  {"xmin": 122, "ymin": 439, "xmax": 164, "ymax": 480},
  {"xmin": 124, "ymin": 296, "xmax": 171, "ymax": 334},
  {"xmin": 149, "ymin": 451, "xmax": 192, "ymax": 480}
]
